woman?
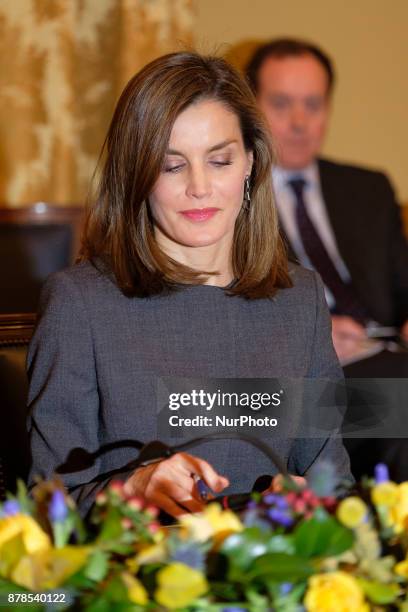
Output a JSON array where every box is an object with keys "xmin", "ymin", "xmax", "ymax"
[{"xmin": 27, "ymin": 52, "xmax": 351, "ymax": 518}]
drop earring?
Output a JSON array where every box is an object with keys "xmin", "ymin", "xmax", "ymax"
[{"xmin": 243, "ymin": 175, "xmax": 251, "ymax": 211}]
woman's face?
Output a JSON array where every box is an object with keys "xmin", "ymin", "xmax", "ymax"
[{"xmin": 148, "ymin": 99, "xmax": 253, "ymax": 253}]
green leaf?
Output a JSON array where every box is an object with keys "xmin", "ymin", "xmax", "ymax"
[
  {"xmin": 266, "ymin": 535, "xmax": 295, "ymax": 555},
  {"xmin": 266, "ymin": 581, "xmax": 306, "ymax": 612},
  {"xmin": 0, "ymin": 576, "xmax": 27, "ymax": 592},
  {"xmin": 104, "ymin": 542, "xmax": 134, "ymax": 555},
  {"xmin": 294, "ymin": 515, "xmax": 353, "ymax": 558},
  {"xmin": 221, "ymin": 530, "xmax": 297, "ymax": 583},
  {"xmin": 220, "ymin": 527, "xmax": 269, "ymax": 572},
  {"xmin": 15, "ymin": 479, "xmax": 35, "ymax": 514},
  {"xmin": 80, "ymin": 594, "xmax": 112, "ymax": 612},
  {"xmin": 210, "ymin": 580, "xmax": 241, "ymax": 601},
  {"xmin": 84, "ymin": 550, "xmax": 109, "ymax": 582},
  {"xmin": 0, "ymin": 578, "xmax": 43, "ymax": 612},
  {"xmin": 70, "ymin": 509, "xmax": 87, "ymax": 545},
  {"xmin": 65, "ymin": 569, "xmax": 98, "ymax": 590},
  {"xmin": 248, "ymin": 553, "xmax": 314, "ymax": 582},
  {"xmin": 97, "ymin": 507, "xmax": 123, "ymax": 542},
  {"xmin": 358, "ymin": 578, "xmax": 400, "ymax": 604},
  {"xmin": 245, "ymin": 586, "xmax": 272, "ymax": 610}
]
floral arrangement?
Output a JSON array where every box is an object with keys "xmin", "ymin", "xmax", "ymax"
[{"xmin": 2, "ymin": 463, "xmax": 408, "ymax": 611}]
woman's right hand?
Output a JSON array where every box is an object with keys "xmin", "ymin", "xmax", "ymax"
[{"xmin": 123, "ymin": 452, "xmax": 229, "ymax": 517}]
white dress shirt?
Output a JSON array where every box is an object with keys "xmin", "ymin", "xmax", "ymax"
[{"xmin": 273, "ymin": 163, "xmax": 352, "ymax": 309}]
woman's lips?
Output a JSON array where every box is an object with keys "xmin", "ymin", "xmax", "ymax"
[{"xmin": 179, "ymin": 207, "xmax": 220, "ymax": 222}]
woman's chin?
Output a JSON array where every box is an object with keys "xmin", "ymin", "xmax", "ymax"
[{"xmin": 176, "ymin": 232, "xmax": 226, "ymax": 249}]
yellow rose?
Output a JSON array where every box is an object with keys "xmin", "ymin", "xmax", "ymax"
[
  {"xmin": 389, "ymin": 483, "xmax": 408, "ymax": 533},
  {"xmin": 337, "ymin": 497, "xmax": 367, "ymax": 529},
  {"xmin": 0, "ymin": 514, "xmax": 50, "ymax": 556},
  {"xmin": 179, "ymin": 503, "xmax": 243, "ymax": 547},
  {"xmin": 395, "ymin": 559, "xmax": 408, "ymax": 580},
  {"xmin": 11, "ymin": 546, "xmax": 90, "ymax": 591},
  {"xmin": 121, "ymin": 571, "xmax": 148, "ymax": 605},
  {"xmin": 305, "ymin": 571, "xmax": 369, "ymax": 612},
  {"xmin": 371, "ymin": 482, "xmax": 399, "ymax": 507},
  {"xmin": 135, "ymin": 542, "xmax": 167, "ymax": 565},
  {"xmin": 155, "ymin": 562, "xmax": 208, "ymax": 609},
  {"xmin": 178, "ymin": 513, "xmax": 213, "ymax": 543}
]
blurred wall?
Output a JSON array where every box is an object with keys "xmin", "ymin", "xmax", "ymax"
[
  {"xmin": 195, "ymin": 0, "xmax": 408, "ymax": 203},
  {"xmin": 0, "ymin": 0, "xmax": 193, "ymax": 206}
]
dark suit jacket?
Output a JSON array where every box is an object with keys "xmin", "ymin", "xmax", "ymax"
[{"xmin": 282, "ymin": 158, "xmax": 408, "ymax": 326}]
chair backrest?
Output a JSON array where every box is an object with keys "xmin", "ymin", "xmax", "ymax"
[
  {"xmin": 0, "ymin": 203, "xmax": 84, "ymax": 313},
  {"xmin": 0, "ymin": 313, "xmax": 36, "ymax": 499},
  {"xmin": 402, "ymin": 204, "xmax": 408, "ymax": 239}
]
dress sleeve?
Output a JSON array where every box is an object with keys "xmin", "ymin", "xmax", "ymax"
[
  {"xmin": 288, "ymin": 272, "xmax": 354, "ymax": 484},
  {"xmin": 26, "ymin": 271, "xmax": 132, "ymax": 517}
]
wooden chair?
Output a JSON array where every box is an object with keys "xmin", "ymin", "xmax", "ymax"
[
  {"xmin": 0, "ymin": 203, "xmax": 84, "ymax": 313},
  {"xmin": 0, "ymin": 313, "xmax": 36, "ymax": 499}
]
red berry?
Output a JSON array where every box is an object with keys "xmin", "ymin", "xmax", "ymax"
[
  {"xmin": 293, "ymin": 499, "xmax": 307, "ymax": 513},
  {"xmin": 286, "ymin": 492, "xmax": 297, "ymax": 505},
  {"xmin": 301, "ymin": 489, "xmax": 315, "ymax": 502},
  {"xmin": 110, "ymin": 480, "xmax": 125, "ymax": 496},
  {"xmin": 308, "ymin": 496, "xmax": 320, "ymax": 508},
  {"xmin": 95, "ymin": 492, "xmax": 107, "ymax": 505},
  {"xmin": 145, "ymin": 505, "xmax": 159, "ymax": 518},
  {"xmin": 322, "ymin": 496, "xmax": 337, "ymax": 510},
  {"xmin": 128, "ymin": 497, "xmax": 144, "ymax": 511}
]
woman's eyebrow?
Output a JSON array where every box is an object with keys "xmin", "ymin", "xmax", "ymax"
[
  {"xmin": 207, "ymin": 139, "xmax": 237, "ymax": 152},
  {"xmin": 166, "ymin": 139, "xmax": 237, "ymax": 156}
]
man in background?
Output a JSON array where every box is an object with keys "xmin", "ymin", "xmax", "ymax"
[{"xmin": 246, "ymin": 38, "xmax": 408, "ymax": 480}]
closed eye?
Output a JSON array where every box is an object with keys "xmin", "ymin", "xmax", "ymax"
[
  {"xmin": 211, "ymin": 160, "xmax": 233, "ymax": 167},
  {"xmin": 164, "ymin": 164, "xmax": 185, "ymax": 173}
]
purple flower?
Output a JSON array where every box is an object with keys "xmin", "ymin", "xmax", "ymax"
[
  {"xmin": 274, "ymin": 497, "xmax": 289, "ymax": 510},
  {"xmin": 375, "ymin": 463, "xmax": 389, "ymax": 484},
  {"xmin": 48, "ymin": 490, "xmax": 68, "ymax": 522},
  {"xmin": 263, "ymin": 493, "xmax": 280, "ymax": 505},
  {"xmin": 267, "ymin": 508, "xmax": 294, "ymax": 527},
  {"xmin": 222, "ymin": 608, "xmax": 248, "ymax": 612},
  {"xmin": 280, "ymin": 582, "xmax": 293, "ymax": 595},
  {"xmin": 243, "ymin": 509, "xmax": 271, "ymax": 531},
  {"xmin": 3, "ymin": 500, "xmax": 20, "ymax": 516},
  {"xmin": 171, "ymin": 544, "xmax": 205, "ymax": 571},
  {"xmin": 263, "ymin": 493, "xmax": 289, "ymax": 510},
  {"xmin": 246, "ymin": 500, "xmax": 257, "ymax": 510}
]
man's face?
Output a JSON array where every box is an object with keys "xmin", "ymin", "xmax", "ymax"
[{"xmin": 256, "ymin": 54, "xmax": 331, "ymax": 169}]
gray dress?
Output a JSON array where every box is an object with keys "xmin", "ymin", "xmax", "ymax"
[{"xmin": 27, "ymin": 260, "xmax": 351, "ymax": 515}]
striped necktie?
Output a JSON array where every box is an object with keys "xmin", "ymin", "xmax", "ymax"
[{"xmin": 288, "ymin": 177, "xmax": 369, "ymax": 322}]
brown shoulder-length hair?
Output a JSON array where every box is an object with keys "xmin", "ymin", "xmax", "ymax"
[{"xmin": 80, "ymin": 51, "xmax": 292, "ymax": 298}]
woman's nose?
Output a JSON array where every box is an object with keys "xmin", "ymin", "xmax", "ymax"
[{"xmin": 186, "ymin": 167, "xmax": 211, "ymax": 200}]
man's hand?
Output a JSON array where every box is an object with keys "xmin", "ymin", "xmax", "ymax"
[
  {"xmin": 123, "ymin": 452, "xmax": 229, "ymax": 518},
  {"xmin": 331, "ymin": 315, "xmax": 368, "ymax": 362}
]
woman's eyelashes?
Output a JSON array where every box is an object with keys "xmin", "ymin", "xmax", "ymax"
[
  {"xmin": 211, "ymin": 159, "xmax": 233, "ymax": 167},
  {"xmin": 163, "ymin": 158, "xmax": 233, "ymax": 173}
]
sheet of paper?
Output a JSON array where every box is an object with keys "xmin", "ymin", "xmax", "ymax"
[{"xmin": 340, "ymin": 339, "xmax": 386, "ymax": 367}]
